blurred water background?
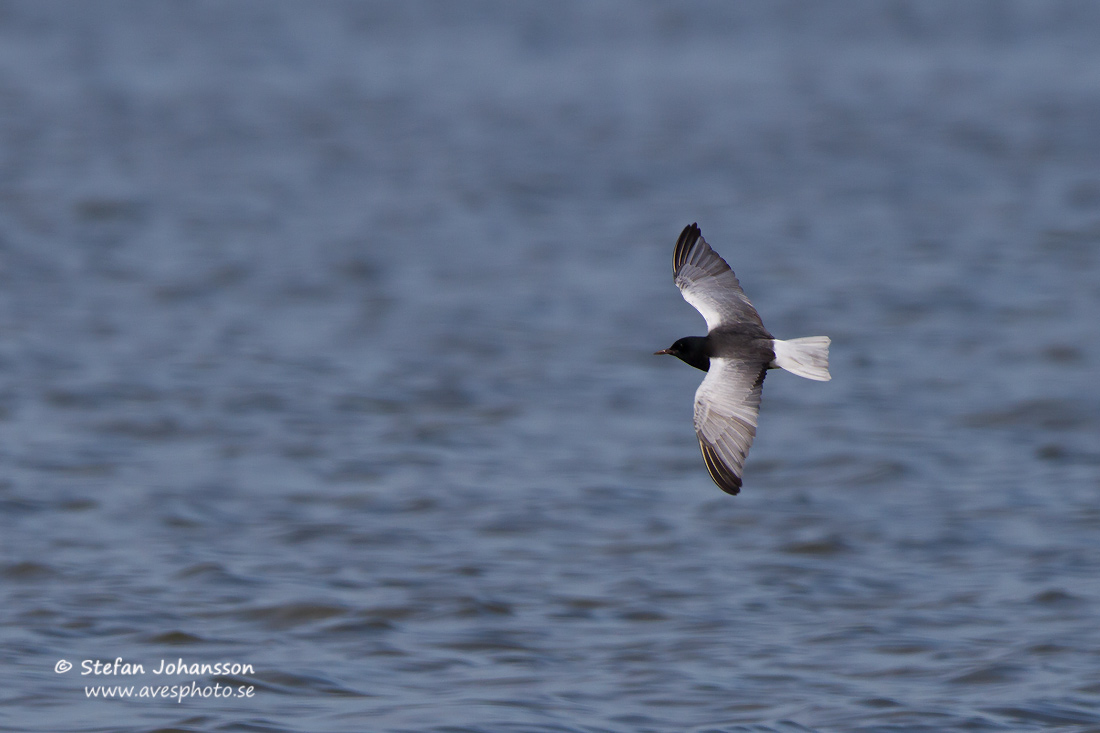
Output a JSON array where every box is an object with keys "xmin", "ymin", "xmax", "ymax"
[{"xmin": 1, "ymin": 2, "xmax": 1099, "ymax": 731}]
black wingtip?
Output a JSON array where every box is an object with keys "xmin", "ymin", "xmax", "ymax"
[
  {"xmin": 673, "ymin": 223, "xmax": 702, "ymax": 273},
  {"xmin": 700, "ymin": 440, "xmax": 742, "ymax": 496}
]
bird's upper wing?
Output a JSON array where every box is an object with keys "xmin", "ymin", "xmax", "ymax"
[
  {"xmin": 693, "ymin": 357, "xmax": 767, "ymax": 495},
  {"xmin": 673, "ymin": 223, "xmax": 764, "ymax": 332}
]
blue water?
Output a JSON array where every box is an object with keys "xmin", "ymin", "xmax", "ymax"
[{"xmin": 1, "ymin": 3, "xmax": 1099, "ymax": 731}]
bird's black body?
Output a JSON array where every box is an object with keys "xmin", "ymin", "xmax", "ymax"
[{"xmin": 660, "ymin": 328, "xmax": 776, "ymax": 373}]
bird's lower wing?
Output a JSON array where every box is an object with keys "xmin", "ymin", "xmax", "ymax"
[{"xmin": 693, "ymin": 358, "xmax": 767, "ymax": 495}]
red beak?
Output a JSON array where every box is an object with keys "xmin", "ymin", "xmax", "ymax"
[{"xmin": 654, "ymin": 349, "xmax": 672, "ymax": 356}]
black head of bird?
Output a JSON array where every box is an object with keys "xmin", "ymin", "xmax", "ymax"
[{"xmin": 654, "ymin": 336, "xmax": 710, "ymax": 372}]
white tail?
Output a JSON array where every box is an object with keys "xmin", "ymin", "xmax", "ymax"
[{"xmin": 771, "ymin": 336, "xmax": 831, "ymax": 381}]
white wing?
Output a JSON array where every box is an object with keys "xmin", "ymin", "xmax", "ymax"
[
  {"xmin": 693, "ymin": 357, "xmax": 767, "ymax": 495},
  {"xmin": 673, "ymin": 223, "xmax": 765, "ymax": 333}
]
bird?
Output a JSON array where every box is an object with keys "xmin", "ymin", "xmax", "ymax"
[{"xmin": 655, "ymin": 223, "xmax": 830, "ymax": 495}]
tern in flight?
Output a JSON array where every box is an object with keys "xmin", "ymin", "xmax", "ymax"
[{"xmin": 655, "ymin": 223, "xmax": 831, "ymax": 495}]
